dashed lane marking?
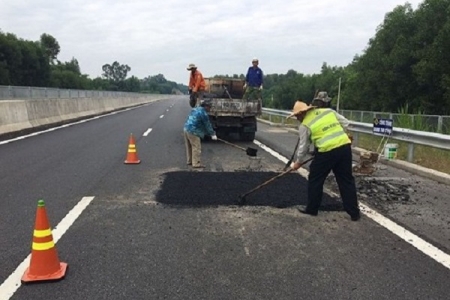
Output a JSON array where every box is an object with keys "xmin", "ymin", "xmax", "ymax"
[
  {"xmin": 143, "ymin": 128, "xmax": 153, "ymax": 136},
  {"xmin": 253, "ymin": 139, "xmax": 450, "ymax": 270}
]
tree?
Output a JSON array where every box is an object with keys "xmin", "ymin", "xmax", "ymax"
[
  {"xmin": 39, "ymin": 33, "xmax": 60, "ymax": 63},
  {"xmin": 102, "ymin": 61, "xmax": 131, "ymax": 82}
]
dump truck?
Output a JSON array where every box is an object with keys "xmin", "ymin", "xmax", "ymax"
[{"xmin": 203, "ymin": 77, "xmax": 262, "ymax": 141}]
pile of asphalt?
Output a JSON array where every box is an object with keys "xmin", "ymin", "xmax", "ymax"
[
  {"xmin": 325, "ymin": 175, "xmax": 415, "ymax": 212},
  {"xmin": 156, "ymin": 171, "xmax": 343, "ymax": 210}
]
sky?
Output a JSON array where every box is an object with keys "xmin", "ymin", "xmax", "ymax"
[{"xmin": 0, "ymin": 0, "xmax": 423, "ymax": 85}]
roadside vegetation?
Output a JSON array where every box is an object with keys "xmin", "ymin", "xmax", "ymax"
[{"xmin": 1, "ymin": 0, "xmax": 450, "ymax": 117}]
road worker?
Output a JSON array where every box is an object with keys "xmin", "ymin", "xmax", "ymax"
[
  {"xmin": 289, "ymin": 101, "xmax": 360, "ymax": 221},
  {"xmin": 310, "ymin": 91, "xmax": 352, "ymax": 145},
  {"xmin": 183, "ymin": 99, "xmax": 217, "ymax": 168},
  {"xmin": 243, "ymin": 57, "xmax": 263, "ymax": 101},
  {"xmin": 187, "ymin": 63, "xmax": 206, "ymax": 107}
]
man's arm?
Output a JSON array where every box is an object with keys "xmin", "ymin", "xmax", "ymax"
[
  {"xmin": 333, "ymin": 111, "xmax": 350, "ymax": 130},
  {"xmin": 201, "ymin": 109, "xmax": 215, "ymax": 136},
  {"xmin": 259, "ymin": 68, "xmax": 263, "ymax": 88},
  {"xmin": 193, "ymin": 73, "xmax": 202, "ymax": 92},
  {"xmin": 295, "ymin": 124, "xmax": 311, "ymax": 163}
]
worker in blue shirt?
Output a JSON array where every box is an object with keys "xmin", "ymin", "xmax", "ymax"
[
  {"xmin": 183, "ymin": 99, "xmax": 217, "ymax": 168},
  {"xmin": 243, "ymin": 57, "xmax": 263, "ymax": 101}
]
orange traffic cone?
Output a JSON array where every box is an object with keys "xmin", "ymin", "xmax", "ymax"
[
  {"xmin": 21, "ymin": 199, "xmax": 68, "ymax": 283},
  {"xmin": 124, "ymin": 133, "xmax": 141, "ymax": 164}
]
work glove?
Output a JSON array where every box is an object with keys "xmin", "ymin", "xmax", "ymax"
[
  {"xmin": 259, "ymin": 85, "xmax": 263, "ymax": 90},
  {"xmin": 211, "ymin": 135, "xmax": 218, "ymax": 141},
  {"xmin": 243, "ymin": 83, "xmax": 247, "ymax": 89}
]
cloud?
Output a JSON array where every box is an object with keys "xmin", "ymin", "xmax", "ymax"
[{"xmin": 0, "ymin": 0, "xmax": 423, "ymax": 84}]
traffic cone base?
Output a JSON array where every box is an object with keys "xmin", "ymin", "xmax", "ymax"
[
  {"xmin": 21, "ymin": 199, "xmax": 68, "ymax": 283},
  {"xmin": 22, "ymin": 262, "xmax": 68, "ymax": 283},
  {"xmin": 124, "ymin": 134, "xmax": 141, "ymax": 164}
]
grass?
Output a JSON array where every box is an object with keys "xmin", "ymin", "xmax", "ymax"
[
  {"xmin": 395, "ymin": 104, "xmax": 432, "ymax": 131},
  {"xmin": 356, "ymin": 133, "xmax": 450, "ymax": 174}
]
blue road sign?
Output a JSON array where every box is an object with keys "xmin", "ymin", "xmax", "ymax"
[{"xmin": 373, "ymin": 118, "xmax": 393, "ymax": 136}]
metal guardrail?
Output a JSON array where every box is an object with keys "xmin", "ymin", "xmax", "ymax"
[
  {"xmin": 340, "ymin": 109, "xmax": 450, "ymax": 134},
  {"xmin": 261, "ymin": 108, "xmax": 450, "ymax": 162},
  {"xmin": 0, "ymin": 85, "xmax": 145, "ymax": 100}
]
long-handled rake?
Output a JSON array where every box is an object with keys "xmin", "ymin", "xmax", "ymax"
[{"xmin": 238, "ymin": 157, "xmax": 314, "ymax": 205}]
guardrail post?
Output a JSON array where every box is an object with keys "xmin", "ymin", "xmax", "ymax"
[
  {"xmin": 353, "ymin": 132, "xmax": 359, "ymax": 147},
  {"xmin": 8, "ymin": 85, "xmax": 12, "ymax": 98},
  {"xmin": 407, "ymin": 143, "xmax": 414, "ymax": 162},
  {"xmin": 29, "ymin": 86, "xmax": 32, "ymax": 99},
  {"xmin": 360, "ymin": 111, "xmax": 363, "ymax": 122},
  {"xmin": 269, "ymin": 114, "xmax": 272, "ymax": 123},
  {"xmin": 438, "ymin": 116, "xmax": 443, "ymax": 132}
]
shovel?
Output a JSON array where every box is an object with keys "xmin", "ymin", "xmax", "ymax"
[
  {"xmin": 238, "ymin": 157, "xmax": 314, "ymax": 205},
  {"xmin": 217, "ymin": 138, "xmax": 258, "ymax": 157}
]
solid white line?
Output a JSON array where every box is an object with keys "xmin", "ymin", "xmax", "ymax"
[
  {"xmin": 143, "ymin": 128, "xmax": 153, "ymax": 137},
  {"xmin": 0, "ymin": 196, "xmax": 95, "ymax": 300},
  {"xmin": 253, "ymin": 139, "xmax": 450, "ymax": 270},
  {"xmin": 160, "ymin": 115, "xmax": 164, "ymax": 119},
  {"xmin": 0, "ymin": 104, "xmax": 141, "ymax": 146}
]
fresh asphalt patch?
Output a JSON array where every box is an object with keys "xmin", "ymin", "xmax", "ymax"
[{"xmin": 155, "ymin": 171, "xmax": 344, "ymax": 210}]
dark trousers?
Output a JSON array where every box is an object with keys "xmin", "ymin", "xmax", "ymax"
[{"xmin": 306, "ymin": 144, "xmax": 359, "ymax": 217}]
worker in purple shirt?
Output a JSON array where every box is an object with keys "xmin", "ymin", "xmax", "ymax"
[{"xmin": 243, "ymin": 57, "xmax": 263, "ymax": 101}]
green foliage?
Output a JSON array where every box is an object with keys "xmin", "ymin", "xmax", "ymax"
[
  {"xmin": 395, "ymin": 103, "xmax": 431, "ymax": 131},
  {"xmin": 102, "ymin": 61, "xmax": 131, "ymax": 82},
  {"xmin": 2, "ymin": 0, "xmax": 450, "ymax": 111},
  {"xmin": 39, "ymin": 33, "xmax": 60, "ymax": 63}
]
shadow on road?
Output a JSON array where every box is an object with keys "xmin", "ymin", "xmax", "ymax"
[{"xmin": 155, "ymin": 171, "xmax": 344, "ymax": 210}]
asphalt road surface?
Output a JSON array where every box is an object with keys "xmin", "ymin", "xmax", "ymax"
[{"xmin": 1, "ymin": 97, "xmax": 449, "ymax": 300}]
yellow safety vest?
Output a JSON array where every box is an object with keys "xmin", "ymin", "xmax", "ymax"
[{"xmin": 302, "ymin": 108, "xmax": 351, "ymax": 152}]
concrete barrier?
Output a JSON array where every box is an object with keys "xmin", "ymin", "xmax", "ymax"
[{"xmin": 0, "ymin": 95, "xmax": 168, "ymax": 135}]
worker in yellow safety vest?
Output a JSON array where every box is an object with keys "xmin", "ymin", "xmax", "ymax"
[{"xmin": 288, "ymin": 101, "xmax": 360, "ymax": 221}]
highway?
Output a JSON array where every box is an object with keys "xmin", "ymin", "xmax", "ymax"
[{"xmin": 1, "ymin": 97, "xmax": 449, "ymax": 300}]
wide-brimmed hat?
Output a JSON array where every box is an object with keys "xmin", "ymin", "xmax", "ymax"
[
  {"xmin": 287, "ymin": 101, "xmax": 316, "ymax": 118},
  {"xmin": 187, "ymin": 63, "xmax": 197, "ymax": 70}
]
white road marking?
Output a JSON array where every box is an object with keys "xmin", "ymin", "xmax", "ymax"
[
  {"xmin": 143, "ymin": 128, "xmax": 153, "ymax": 136},
  {"xmin": 0, "ymin": 196, "xmax": 95, "ymax": 300},
  {"xmin": 160, "ymin": 115, "xmax": 164, "ymax": 119},
  {"xmin": 166, "ymin": 109, "xmax": 169, "ymax": 112},
  {"xmin": 253, "ymin": 139, "xmax": 450, "ymax": 270},
  {"xmin": 0, "ymin": 102, "xmax": 156, "ymax": 146}
]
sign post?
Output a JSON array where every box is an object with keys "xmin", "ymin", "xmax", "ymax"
[{"xmin": 373, "ymin": 118, "xmax": 397, "ymax": 160}]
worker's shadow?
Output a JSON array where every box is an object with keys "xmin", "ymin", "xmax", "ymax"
[{"xmin": 155, "ymin": 171, "xmax": 344, "ymax": 210}]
